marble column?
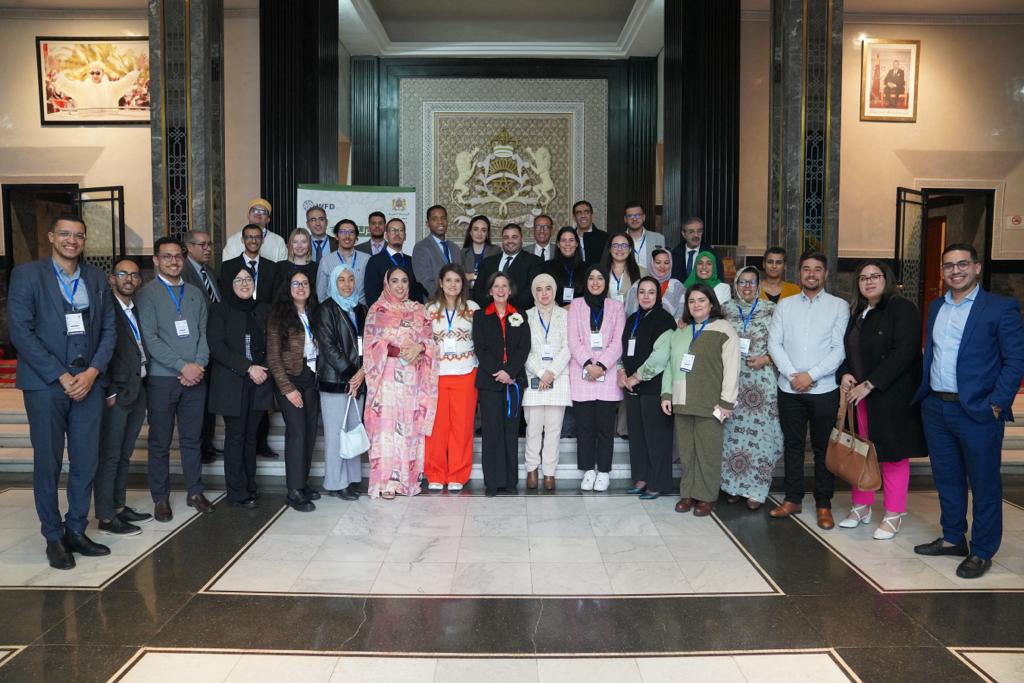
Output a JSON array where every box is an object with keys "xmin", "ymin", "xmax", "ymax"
[
  {"xmin": 149, "ymin": 0, "xmax": 226, "ymax": 247},
  {"xmin": 768, "ymin": 0, "xmax": 843, "ymax": 280}
]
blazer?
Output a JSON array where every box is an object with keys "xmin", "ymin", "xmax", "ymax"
[
  {"xmin": 627, "ymin": 228, "xmax": 666, "ymax": 269},
  {"xmin": 460, "ymin": 243, "xmax": 501, "ymax": 278},
  {"xmin": 473, "ymin": 307, "xmax": 531, "ymax": 393},
  {"xmin": 671, "ymin": 241, "xmax": 725, "ymax": 281},
  {"xmin": 412, "ymin": 235, "xmax": 462, "ymax": 298},
  {"xmin": 206, "ymin": 301, "xmax": 273, "ymax": 416},
  {"xmin": 522, "ymin": 306, "xmax": 572, "ymax": 407},
  {"xmin": 913, "ymin": 287, "xmax": 1024, "ymax": 423},
  {"xmin": 105, "ymin": 301, "xmax": 148, "ymax": 406},
  {"xmin": 355, "ymin": 238, "xmax": 387, "ymax": 255},
  {"xmin": 472, "ymin": 251, "xmax": 541, "ymax": 313},
  {"xmin": 315, "ymin": 299, "xmax": 366, "ymax": 393},
  {"xmin": 540, "ymin": 258, "xmax": 587, "ymax": 307},
  {"xmin": 219, "ymin": 255, "xmax": 279, "ymax": 303},
  {"xmin": 566, "ymin": 297, "xmax": 626, "ymax": 402},
  {"xmin": 363, "ymin": 249, "xmax": 425, "ymax": 307},
  {"xmin": 182, "ymin": 257, "xmax": 221, "ymax": 304},
  {"xmin": 578, "ymin": 226, "xmax": 608, "ymax": 266},
  {"xmin": 8, "ymin": 258, "xmax": 116, "ymax": 390},
  {"xmin": 267, "ymin": 313, "xmax": 315, "ymax": 396}
]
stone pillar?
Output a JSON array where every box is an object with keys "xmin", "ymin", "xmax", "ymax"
[
  {"xmin": 149, "ymin": 0, "xmax": 226, "ymax": 248},
  {"xmin": 768, "ymin": 0, "xmax": 843, "ymax": 279}
]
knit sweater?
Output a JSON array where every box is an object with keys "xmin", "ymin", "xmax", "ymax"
[{"xmin": 136, "ymin": 277, "xmax": 209, "ymax": 377}]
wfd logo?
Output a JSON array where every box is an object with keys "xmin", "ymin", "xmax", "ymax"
[{"xmin": 302, "ymin": 200, "xmax": 336, "ymax": 211}]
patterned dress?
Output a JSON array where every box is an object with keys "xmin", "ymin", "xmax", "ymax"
[{"xmin": 720, "ymin": 297, "xmax": 782, "ymax": 502}]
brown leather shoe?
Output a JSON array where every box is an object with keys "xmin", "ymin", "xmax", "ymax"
[
  {"xmin": 693, "ymin": 500, "xmax": 716, "ymax": 517},
  {"xmin": 675, "ymin": 497, "xmax": 694, "ymax": 513},
  {"xmin": 187, "ymin": 493, "xmax": 214, "ymax": 514},
  {"xmin": 769, "ymin": 501, "xmax": 802, "ymax": 518},
  {"xmin": 816, "ymin": 508, "xmax": 835, "ymax": 529},
  {"xmin": 526, "ymin": 470, "xmax": 538, "ymax": 490},
  {"xmin": 543, "ymin": 476, "xmax": 556, "ymax": 491},
  {"xmin": 154, "ymin": 499, "xmax": 173, "ymax": 523}
]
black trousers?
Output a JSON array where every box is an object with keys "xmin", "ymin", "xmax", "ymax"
[
  {"xmin": 778, "ymin": 389, "xmax": 839, "ymax": 508},
  {"xmin": 276, "ymin": 368, "xmax": 320, "ymax": 491},
  {"xmin": 222, "ymin": 380, "xmax": 262, "ymax": 502},
  {"xmin": 95, "ymin": 386, "xmax": 147, "ymax": 520},
  {"xmin": 479, "ymin": 388, "xmax": 520, "ymax": 490},
  {"xmin": 625, "ymin": 393, "xmax": 674, "ymax": 493},
  {"xmin": 574, "ymin": 399, "xmax": 617, "ymax": 473},
  {"xmin": 147, "ymin": 376, "xmax": 206, "ymax": 501}
]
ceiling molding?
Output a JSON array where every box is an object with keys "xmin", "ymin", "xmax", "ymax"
[
  {"xmin": 845, "ymin": 12, "xmax": 1024, "ymax": 25},
  {"xmin": 0, "ymin": 7, "xmax": 145, "ymax": 19},
  {"xmin": 617, "ymin": 0, "xmax": 657, "ymax": 55}
]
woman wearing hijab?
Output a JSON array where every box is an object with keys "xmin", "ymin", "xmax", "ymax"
[
  {"xmin": 316, "ymin": 263, "xmax": 367, "ymax": 501},
  {"xmin": 683, "ymin": 250, "xmax": 731, "ymax": 304},
  {"xmin": 363, "ymin": 266, "xmax": 439, "ymax": 499},
  {"xmin": 720, "ymin": 266, "xmax": 782, "ymax": 510},
  {"xmin": 599, "ymin": 232, "xmax": 644, "ymax": 304},
  {"xmin": 541, "ymin": 226, "xmax": 587, "ymax": 307},
  {"xmin": 207, "ymin": 267, "xmax": 273, "ymax": 507},
  {"xmin": 460, "ymin": 214, "xmax": 500, "ymax": 288},
  {"xmin": 568, "ymin": 264, "xmax": 626, "ymax": 492},
  {"xmin": 618, "ymin": 276, "xmax": 677, "ymax": 499},
  {"xmin": 523, "ymin": 273, "xmax": 572, "ymax": 490},
  {"xmin": 627, "ymin": 248, "xmax": 684, "ymax": 320},
  {"xmin": 474, "ymin": 272, "xmax": 531, "ymax": 496}
]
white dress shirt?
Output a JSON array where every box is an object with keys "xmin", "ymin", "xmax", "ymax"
[
  {"xmin": 532, "ymin": 243, "xmax": 552, "ymax": 261},
  {"xmin": 767, "ymin": 289, "xmax": 849, "ymax": 394}
]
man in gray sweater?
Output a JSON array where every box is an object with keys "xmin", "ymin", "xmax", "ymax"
[{"xmin": 136, "ymin": 236, "xmax": 213, "ymax": 521}]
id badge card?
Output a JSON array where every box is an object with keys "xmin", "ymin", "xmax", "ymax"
[
  {"xmin": 562, "ymin": 287, "xmax": 574, "ymax": 302},
  {"xmin": 174, "ymin": 319, "xmax": 190, "ymax": 338},
  {"xmin": 357, "ymin": 336, "xmax": 364, "ymax": 356},
  {"xmin": 612, "ymin": 293, "xmax": 624, "ymax": 303},
  {"xmin": 65, "ymin": 312, "xmax": 85, "ymax": 336},
  {"xmin": 306, "ymin": 357, "xmax": 318, "ymax": 373},
  {"xmin": 627, "ymin": 338, "xmax": 636, "ymax": 357},
  {"xmin": 739, "ymin": 337, "xmax": 751, "ymax": 355},
  {"xmin": 541, "ymin": 344, "xmax": 554, "ymax": 361},
  {"xmin": 680, "ymin": 353, "xmax": 695, "ymax": 373},
  {"xmin": 443, "ymin": 338, "xmax": 458, "ymax": 355},
  {"xmin": 590, "ymin": 332, "xmax": 603, "ymax": 350}
]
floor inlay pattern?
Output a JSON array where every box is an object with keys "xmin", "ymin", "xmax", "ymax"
[{"xmin": 950, "ymin": 648, "xmax": 1024, "ymax": 682}]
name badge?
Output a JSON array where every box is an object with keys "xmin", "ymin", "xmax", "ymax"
[
  {"xmin": 680, "ymin": 353, "xmax": 695, "ymax": 372},
  {"xmin": 306, "ymin": 357, "xmax": 318, "ymax": 373},
  {"xmin": 541, "ymin": 344, "xmax": 554, "ymax": 361},
  {"xmin": 174, "ymin": 319, "xmax": 190, "ymax": 338},
  {"xmin": 357, "ymin": 336, "xmax": 363, "ymax": 356},
  {"xmin": 443, "ymin": 337, "xmax": 458, "ymax": 355},
  {"xmin": 612, "ymin": 293, "xmax": 624, "ymax": 303},
  {"xmin": 739, "ymin": 337, "xmax": 751, "ymax": 356},
  {"xmin": 562, "ymin": 288, "xmax": 574, "ymax": 302},
  {"xmin": 627, "ymin": 338, "xmax": 636, "ymax": 357},
  {"xmin": 590, "ymin": 332, "xmax": 603, "ymax": 350},
  {"xmin": 65, "ymin": 313, "xmax": 86, "ymax": 336}
]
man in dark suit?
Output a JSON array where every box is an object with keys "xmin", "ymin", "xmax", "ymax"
[
  {"xmin": 412, "ymin": 204, "xmax": 459, "ymax": 298},
  {"xmin": 305, "ymin": 206, "xmax": 337, "ymax": 263},
  {"xmin": 95, "ymin": 258, "xmax": 152, "ymax": 536},
  {"xmin": 912, "ymin": 243, "xmax": 1024, "ymax": 579},
  {"xmin": 883, "ymin": 60, "xmax": 906, "ymax": 108},
  {"xmin": 182, "ymin": 230, "xmax": 222, "ymax": 462},
  {"xmin": 8, "ymin": 214, "xmax": 117, "ymax": 569},
  {"xmin": 670, "ymin": 216, "xmax": 725, "ymax": 282},
  {"xmin": 355, "ymin": 211, "xmax": 388, "ymax": 256},
  {"xmin": 572, "ymin": 200, "xmax": 608, "ymax": 266},
  {"xmin": 364, "ymin": 217, "xmax": 425, "ymax": 306},
  {"xmin": 472, "ymin": 223, "xmax": 540, "ymax": 312}
]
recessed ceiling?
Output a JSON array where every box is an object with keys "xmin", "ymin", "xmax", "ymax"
[{"xmin": 740, "ymin": 0, "xmax": 1024, "ymax": 12}]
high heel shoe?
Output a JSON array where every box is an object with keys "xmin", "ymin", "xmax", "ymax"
[
  {"xmin": 838, "ymin": 504, "xmax": 871, "ymax": 528},
  {"xmin": 873, "ymin": 512, "xmax": 905, "ymax": 540}
]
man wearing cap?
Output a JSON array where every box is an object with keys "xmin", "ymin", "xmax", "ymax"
[{"xmin": 222, "ymin": 199, "xmax": 288, "ymax": 262}]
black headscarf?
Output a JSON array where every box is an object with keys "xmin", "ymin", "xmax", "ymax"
[
  {"xmin": 582, "ymin": 264, "xmax": 609, "ymax": 323},
  {"xmin": 633, "ymin": 275, "xmax": 663, "ymax": 312},
  {"xmin": 224, "ymin": 267, "xmax": 265, "ymax": 360},
  {"xmin": 224, "ymin": 267, "xmax": 258, "ymax": 312}
]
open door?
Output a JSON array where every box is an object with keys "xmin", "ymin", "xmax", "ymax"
[
  {"xmin": 74, "ymin": 186, "xmax": 126, "ymax": 273},
  {"xmin": 894, "ymin": 187, "xmax": 926, "ymax": 310}
]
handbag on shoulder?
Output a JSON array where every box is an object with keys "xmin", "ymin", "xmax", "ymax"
[
  {"xmin": 338, "ymin": 395, "xmax": 370, "ymax": 459},
  {"xmin": 825, "ymin": 391, "xmax": 881, "ymax": 491}
]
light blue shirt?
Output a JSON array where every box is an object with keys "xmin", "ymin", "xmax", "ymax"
[
  {"xmin": 767, "ymin": 289, "xmax": 849, "ymax": 394},
  {"xmin": 432, "ymin": 234, "xmax": 452, "ymax": 263},
  {"xmin": 52, "ymin": 258, "xmax": 90, "ymax": 310},
  {"xmin": 929, "ymin": 284, "xmax": 978, "ymax": 393}
]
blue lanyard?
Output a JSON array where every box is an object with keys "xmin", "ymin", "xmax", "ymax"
[
  {"xmin": 161, "ymin": 280, "xmax": 185, "ymax": 315},
  {"xmin": 124, "ymin": 308, "xmax": 141, "ymax": 342},
  {"xmin": 538, "ymin": 312, "xmax": 551, "ymax": 340},
  {"xmin": 53, "ymin": 263, "xmax": 80, "ymax": 309},
  {"xmin": 505, "ymin": 383, "xmax": 521, "ymax": 418},
  {"xmin": 738, "ymin": 299, "xmax": 758, "ymax": 333},
  {"xmin": 388, "ymin": 251, "xmax": 403, "ymax": 267},
  {"xmin": 611, "ymin": 270, "xmax": 622, "ymax": 294},
  {"xmin": 473, "ymin": 249, "xmax": 484, "ymax": 273},
  {"xmin": 338, "ymin": 250, "xmax": 357, "ymax": 268},
  {"xmin": 590, "ymin": 305, "xmax": 604, "ymax": 331},
  {"xmin": 633, "ymin": 231, "xmax": 646, "ymax": 260},
  {"xmin": 444, "ymin": 307, "xmax": 456, "ymax": 331},
  {"xmin": 691, "ymin": 319, "xmax": 709, "ymax": 342},
  {"xmin": 562, "ymin": 264, "xmax": 574, "ymax": 288},
  {"xmin": 346, "ymin": 310, "xmax": 358, "ymax": 331},
  {"xmin": 629, "ymin": 311, "xmax": 643, "ymax": 339}
]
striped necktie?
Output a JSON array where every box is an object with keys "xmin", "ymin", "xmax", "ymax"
[{"xmin": 199, "ymin": 266, "xmax": 219, "ymax": 303}]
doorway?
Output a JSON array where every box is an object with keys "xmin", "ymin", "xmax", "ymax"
[{"xmin": 1, "ymin": 183, "xmax": 79, "ymax": 276}]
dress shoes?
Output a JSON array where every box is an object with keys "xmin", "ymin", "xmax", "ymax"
[
  {"xmin": 769, "ymin": 501, "xmax": 802, "ymax": 518},
  {"xmin": 675, "ymin": 497, "xmax": 694, "ymax": 514},
  {"xmin": 258, "ymin": 447, "xmax": 280, "ymax": 459},
  {"xmin": 816, "ymin": 508, "xmax": 835, "ymax": 530},
  {"xmin": 693, "ymin": 500, "xmax": 716, "ymax": 517},
  {"xmin": 154, "ymin": 500, "xmax": 173, "ymax": 523},
  {"xmin": 956, "ymin": 555, "xmax": 993, "ymax": 579},
  {"xmin": 639, "ymin": 491, "xmax": 660, "ymax": 500},
  {"xmin": 745, "ymin": 499, "xmax": 762, "ymax": 511},
  {"xmin": 725, "ymin": 494, "xmax": 741, "ymax": 504},
  {"xmin": 187, "ymin": 493, "xmax": 215, "ymax": 514},
  {"xmin": 46, "ymin": 538, "xmax": 75, "ymax": 570},
  {"xmin": 485, "ymin": 488, "xmax": 497, "ymax": 498},
  {"xmin": 302, "ymin": 486, "xmax": 321, "ymax": 501},
  {"xmin": 98, "ymin": 517, "xmax": 142, "ymax": 536},
  {"xmin": 526, "ymin": 470, "xmax": 538, "ymax": 490},
  {"xmin": 626, "ymin": 483, "xmax": 647, "ymax": 495},
  {"xmin": 543, "ymin": 476, "xmax": 556, "ymax": 491},
  {"xmin": 201, "ymin": 450, "xmax": 217, "ymax": 464},
  {"xmin": 325, "ymin": 489, "xmax": 358, "ymax": 501},
  {"xmin": 913, "ymin": 537, "xmax": 969, "ymax": 557},
  {"xmin": 63, "ymin": 530, "xmax": 110, "ymax": 556},
  {"xmin": 346, "ymin": 484, "xmax": 362, "ymax": 498},
  {"xmin": 287, "ymin": 489, "xmax": 315, "ymax": 512},
  {"xmin": 118, "ymin": 507, "xmax": 152, "ymax": 524},
  {"xmin": 228, "ymin": 497, "xmax": 258, "ymax": 509}
]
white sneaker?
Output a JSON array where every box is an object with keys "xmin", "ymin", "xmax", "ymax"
[
  {"xmin": 580, "ymin": 469, "xmax": 597, "ymax": 491},
  {"xmin": 427, "ymin": 482, "xmax": 444, "ymax": 491},
  {"xmin": 594, "ymin": 472, "xmax": 610, "ymax": 492},
  {"xmin": 838, "ymin": 504, "xmax": 872, "ymax": 528},
  {"xmin": 873, "ymin": 512, "xmax": 905, "ymax": 540},
  {"xmin": 447, "ymin": 482, "xmax": 463, "ymax": 492}
]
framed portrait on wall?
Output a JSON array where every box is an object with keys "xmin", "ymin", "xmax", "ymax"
[
  {"xmin": 36, "ymin": 36, "xmax": 150, "ymax": 125},
  {"xmin": 860, "ymin": 38, "xmax": 920, "ymax": 122}
]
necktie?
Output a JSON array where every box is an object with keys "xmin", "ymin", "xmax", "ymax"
[
  {"xmin": 540, "ymin": 246, "xmax": 546, "ymax": 261},
  {"xmin": 199, "ymin": 266, "xmax": 219, "ymax": 303},
  {"xmin": 686, "ymin": 249, "xmax": 695, "ymax": 275},
  {"xmin": 503, "ymin": 255, "xmax": 513, "ymax": 272},
  {"xmin": 313, "ymin": 240, "xmax": 325, "ymax": 262},
  {"xmin": 441, "ymin": 240, "xmax": 451, "ymax": 263},
  {"xmin": 248, "ymin": 259, "xmax": 258, "ymax": 275}
]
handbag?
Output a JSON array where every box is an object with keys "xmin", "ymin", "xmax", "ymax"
[
  {"xmin": 337, "ymin": 396, "xmax": 370, "ymax": 459},
  {"xmin": 825, "ymin": 391, "xmax": 881, "ymax": 491}
]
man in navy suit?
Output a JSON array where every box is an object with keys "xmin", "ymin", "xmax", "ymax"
[
  {"xmin": 913, "ymin": 243, "xmax": 1024, "ymax": 579},
  {"xmin": 7, "ymin": 214, "xmax": 117, "ymax": 570},
  {"xmin": 363, "ymin": 217, "xmax": 425, "ymax": 306},
  {"xmin": 670, "ymin": 216, "xmax": 724, "ymax": 282}
]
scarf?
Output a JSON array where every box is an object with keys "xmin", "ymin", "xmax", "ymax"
[
  {"xmin": 682, "ymin": 250, "xmax": 722, "ymax": 289},
  {"xmin": 328, "ymin": 263, "xmax": 360, "ymax": 312},
  {"xmin": 224, "ymin": 268, "xmax": 258, "ymax": 312}
]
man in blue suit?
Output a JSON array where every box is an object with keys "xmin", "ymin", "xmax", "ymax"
[
  {"xmin": 8, "ymin": 214, "xmax": 117, "ymax": 570},
  {"xmin": 363, "ymin": 217, "xmax": 425, "ymax": 306},
  {"xmin": 913, "ymin": 243, "xmax": 1024, "ymax": 579}
]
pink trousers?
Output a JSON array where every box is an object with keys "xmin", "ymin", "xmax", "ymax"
[{"xmin": 849, "ymin": 400, "xmax": 910, "ymax": 513}]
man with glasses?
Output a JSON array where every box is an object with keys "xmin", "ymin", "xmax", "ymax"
[
  {"xmin": 671, "ymin": 216, "xmax": 724, "ymax": 282},
  {"xmin": 8, "ymin": 214, "xmax": 116, "ymax": 570},
  {"xmin": 759, "ymin": 247, "xmax": 800, "ymax": 303},
  {"xmin": 530, "ymin": 214, "xmax": 554, "ymax": 261},
  {"xmin": 182, "ymin": 230, "xmax": 222, "ymax": 463},
  {"xmin": 912, "ymin": 243, "xmax": 1024, "ymax": 579},
  {"xmin": 137, "ymin": 237, "xmax": 213, "ymax": 521},
  {"xmin": 317, "ymin": 218, "xmax": 368, "ymax": 303},
  {"xmin": 363, "ymin": 218, "xmax": 426, "ymax": 306},
  {"xmin": 219, "ymin": 224, "xmax": 279, "ymax": 303},
  {"xmin": 572, "ymin": 200, "xmax": 608, "ymax": 266},
  {"xmin": 355, "ymin": 211, "xmax": 388, "ymax": 256},
  {"xmin": 95, "ymin": 258, "xmax": 152, "ymax": 536},
  {"xmin": 622, "ymin": 200, "xmax": 664, "ymax": 268},
  {"xmin": 305, "ymin": 206, "xmax": 336, "ymax": 263},
  {"xmin": 221, "ymin": 198, "xmax": 288, "ymax": 262}
]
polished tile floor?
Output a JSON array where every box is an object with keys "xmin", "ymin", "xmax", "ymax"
[{"xmin": 953, "ymin": 649, "xmax": 1024, "ymax": 682}]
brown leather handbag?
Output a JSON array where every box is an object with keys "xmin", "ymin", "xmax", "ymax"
[{"xmin": 826, "ymin": 391, "xmax": 881, "ymax": 491}]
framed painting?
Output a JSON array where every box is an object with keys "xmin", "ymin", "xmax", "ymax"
[{"xmin": 860, "ymin": 38, "xmax": 920, "ymax": 122}]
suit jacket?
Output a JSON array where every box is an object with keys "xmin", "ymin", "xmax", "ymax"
[
  {"xmin": 671, "ymin": 241, "xmax": 725, "ymax": 282},
  {"xmin": 914, "ymin": 287, "xmax": 1024, "ymax": 423},
  {"xmin": 355, "ymin": 239, "xmax": 387, "ymax": 256},
  {"xmin": 206, "ymin": 301, "xmax": 273, "ymax": 416},
  {"xmin": 472, "ymin": 307, "xmax": 531, "ymax": 393},
  {"xmin": 627, "ymin": 228, "xmax": 666, "ymax": 269},
  {"xmin": 412, "ymin": 235, "xmax": 461, "ymax": 298},
  {"xmin": 182, "ymin": 257, "xmax": 221, "ymax": 304},
  {"xmin": 578, "ymin": 226, "xmax": 608, "ymax": 266},
  {"xmin": 309, "ymin": 235, "xmax": 337, "ymax": 264},
  {"xmin": 219, "ymin": 255, "xmax": 279, "ymax": 303},
  {"xmin": 8, "ymin": 258, "xmax": 116, "ymax": 390},
  {"xmin": 472, "ymin": 251, "xmax": 540, "ymax": 312},
  {"xmin": 105, "ymin": 301, "xmax": 148, "ymax": 406},
  {"xmin": 363, "ymin": 249, "xmax": 425, "ymax": 308}
]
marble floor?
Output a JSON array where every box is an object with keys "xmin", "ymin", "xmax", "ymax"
[
  {"xmin": 206, "ymin": 493, "xmax": 776, "ymax": 597},
  {"xmin": 952, "ymin": 649, "xmax": 1024, "ymax": 683},
  {"xmin": 778, "ymin": 491, "xmax": 1024, "ymax": 592}
]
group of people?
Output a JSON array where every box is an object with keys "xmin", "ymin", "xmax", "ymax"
[{"xmin": 8, "ymin": 196, "xmax": 1023, "ymax": 581}]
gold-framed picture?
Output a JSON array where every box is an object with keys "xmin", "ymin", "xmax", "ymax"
[{"xmin": 860, "ymin": 38, "xmax": 920, "ymax": 123}]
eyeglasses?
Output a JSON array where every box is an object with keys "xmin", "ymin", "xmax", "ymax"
[
  {"xmin": 115, "ymin": 271, "xmax": 141, "ymax": 280},
  {"xmin": 625, "ymin": 213, "xmax": 643, "ymax": 219},
  {"xmin": 336, "ymin": 230, "xmax": 356, "ymax": 237},
  {"xmin": 157, "ymin": 253, "xmax": 184, "ymax": 261},
  {"xmin": 610, "ymin": 243, "xmax": 630, "ymax": 250},
  {"xmin": 737, "ymin": 279, "xmax": 758, "ymax": 287},
  {"xmin": 54, "ymin": 230, "xmax": 86, "ymax": 241},
  {"xmin": 189, "ymin": 241, "xmax": 212, "ymax": 249},
  {"xmin": 89, "ymin": 70, "xmax": 102, "ymax": 76},
  {"xmin": 858, "ymin": 273, "xmax": 885, "ymax": 283},
  {"xmin": 941, "ymin": 260, "xmax": 973, "ymax": 273},
  {"xmin": 290, "ymin": 281, "xmax": 310, "ymax": 289},
  {"xmin": 233, "ymin": 276, "xmax": 254, "ymax": 285},
  {"xmin": 250, "ymin": 208, "xmax": 269, "ymax": 216}
]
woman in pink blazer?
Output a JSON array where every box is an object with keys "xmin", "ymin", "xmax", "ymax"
[{"xmin": 568, "ymin": 264, "xmax": 626, "ymax": 491}]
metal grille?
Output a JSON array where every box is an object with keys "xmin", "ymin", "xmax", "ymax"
[
  {"xmin": 163, "ymin": 0, "xmax": 189, "ymax": 239},
  {"xmin": 801, "ymin": 0, "xmax": 829, "ymax": 255}
]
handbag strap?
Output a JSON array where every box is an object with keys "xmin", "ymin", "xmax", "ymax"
[
  {"xmin": 835, "ymin": 389, "xmax": 848, "ymax": 431},
  {"xmin": 341, "ymin": 394, "xmax": 353, "ymax": 424}
]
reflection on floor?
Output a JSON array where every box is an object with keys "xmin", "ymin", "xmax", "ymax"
[
  {"xmin": 206, "ymin": 494, "xmax": 777, "ymax": 597},
  {"xmin": 777, "ymin": 491, "xmax": 1024, "ymax": 591},
  {"xmin": 0, "ymin": 488, "xmax": 222, "ymax": 588},
  {"xmin": 115, "ymin": 650, "xmax": 857, "ymax": 683}
]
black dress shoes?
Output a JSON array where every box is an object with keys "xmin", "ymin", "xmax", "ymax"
[
  {"xmin": 346, "ymin": 484, "xmax": 362, "ymax": 499},
  {"xmin": 201, "ymin": 450, "xmax": 217, "ymax": 464},
  {"xmin": 46, "ymin": 539, "xmax": 75, "ymax": 570},
  {"xmin": 63, "ymin": 530, "xmax": 110, "ymax": 557},
  {"xmin": 228, "ymin": 497, "xmax": 258, "ymax": 509},
  {"xmin": 98, "ymin": 517, "xmax": 142, "ymax": 536},
  {"xmin": 956, "ymin": 555, "xmax": 993, "ymax": 579},
  {"xmin": 302, "ymin": 486, "xmax": 321, "ymax": 501},
  {"xmin": 913, "ymin": 537, "xmax": 969, "ymax": 557},
  {"xmin": 258, "ymin": 447, "xmax": 280, "ymax": 459},
  {"xmin": 187, "ymin": 493, "xmax": 215, "ymax": 514},
  {"xmin": 118, "ymin": 507, "xmax": 153, "ymax": 524},
  {"xmin": 154, "ymin": 500, "xmax": 173, "ymax": 523},
  {"xmin": 287, "ymin": 489, "xmax": 315, "ymax": 512}
]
